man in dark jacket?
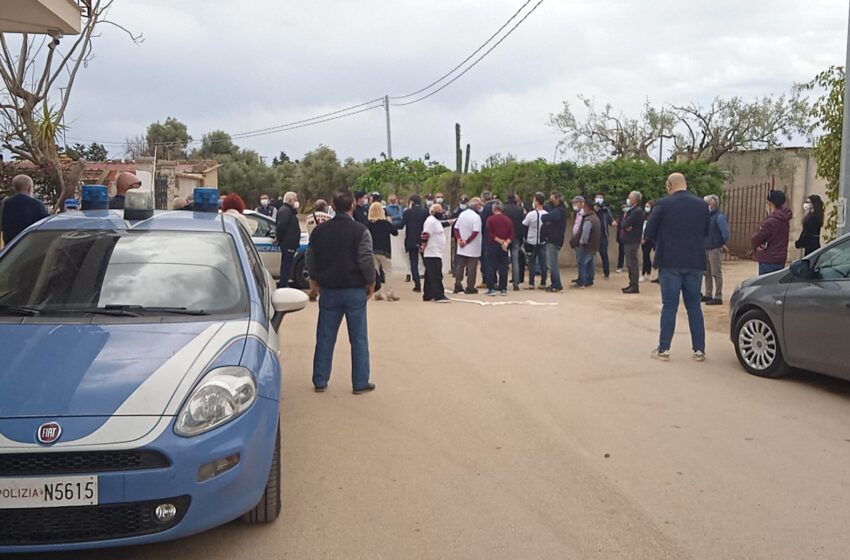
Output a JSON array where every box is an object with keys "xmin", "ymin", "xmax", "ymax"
[
  {"xmin": 400, "ymin": 194, "xmax": 429, "ymax": 292},
  {"xmin": 751, "ymin": 190, "xmax": 793, "ymax": 276},
  {"xmin": 306, "ymin": 191, "xmax": 376, "ymax": 395},
  {"xmin": 352, "ymin": 190, "xmax": 369, "ymax": 226},
  {"xmin": 703, "ymin": 194, "xmax": 730, "ymax": 304},
  {"xmin": 502, "ymin": 192, "xmax": 526, "ymax": 290},
  {"xmin": 275, "ymin": 191, "xmax": 302, "ymax": 288},
  {"xmin": 620, "ymin": 191, "xmax": 645, "ymax": 294},
  {"xmin": 593, "ymin": 192, "xmax": 614, "ymax": 278},
  {"xmin": 572, "ymin": 196, "xmax": 601, "ymax": 289},
  {"xmin": 108, "ymin": 172, "xmax": 142, "ymax": 209},
  {"xmin": 540, "ymin": 191, "xmax": 568, "ymax": 291},
  {"xmin": 478, "ymin": 191, "xmax": 496, "ymax": 285},
  {"xmin": 1, "ymin": 174, "xmax": 49, "ymax": 245},
  {"xmin": 644, "ymin": 173, "xmax": 711, "ymax": 362}
]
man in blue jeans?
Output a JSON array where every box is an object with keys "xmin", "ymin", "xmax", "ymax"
[
  {"xmin": 541, "ymin": 191, "xmax": 568, "ymax": 292},
  {"xmin": 643, "ymin": 173, "xmax": 711, "ymax": 362},
  {"xmin": 306, "ymin": 191, "xmax": 376, "ymax": 394}
]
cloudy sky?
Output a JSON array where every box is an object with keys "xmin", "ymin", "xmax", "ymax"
[{"xmin": 42, "ymin": 0, "xmax": 850, "ymax": 165}]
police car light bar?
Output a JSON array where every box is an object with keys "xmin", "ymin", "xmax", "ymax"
[
  {"xmin": 81, "ymin": 185, "xmax": 108, "ymax": 211},
  {"xmin": 193, "ymin": 188, "xmax": 220, "ymax": 213},
  {"xmin": 124, "ymin": 189, "xmax": 155, "ymax": 221}
]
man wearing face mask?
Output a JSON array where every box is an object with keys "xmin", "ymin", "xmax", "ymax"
[
  {"xmin": 256, "ymin": 193, "xmax": 277, "ymax": 220},
  {"xmin": 643, "ymin": 173, "xmax": 710, "ymax": 362},
  {"xmin": 276, "ymin": 191, "xmax": 303, "ymax": 288},
  {"xmin": 593, "ymin": 192, "xmax": 614, "ymax": 279},
  {"xmin": 620, "ymin": 191, "xmax": 645, "ymax": 294},
  {"xmin": 540, "ymin": 191, "xmax": 568, "ymax": 292},
  {"xmin": 451, "ymin": 195, "xmax": 470, "ymax": 274},
  {"xmin": 385, "ymin": 194, "xmax": 403, "ymax": 228},
  {"xmin": 751, "ymin": 190, "xmax": 793, "ymax": 275},
  {"xmin": 572, "ymin": 196, "xmax": 601, "ymax": 289},
  {"xmin": 434, "ymin": 192, "xmax": 450, "ymax": 218}
]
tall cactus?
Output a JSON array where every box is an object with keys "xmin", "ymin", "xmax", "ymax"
[
  {"xmin": 464, "ymin": 143, "xmax": 471, "ymax": 174},
  {"xmin": 455, "ymin": 123, "xmax": 463, "ymax": 174}
]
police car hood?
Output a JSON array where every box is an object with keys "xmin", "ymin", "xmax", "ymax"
[{"xmin": 0, "ymin": 321, "xmax": 247, "ymax": 418}]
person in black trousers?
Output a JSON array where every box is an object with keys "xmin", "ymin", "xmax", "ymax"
[
  {"xmin": 641, "ymin": 200, "xmax": 655, "ymax": 282},
  {"xmin": 400, "ymin": 195, "xmax": 429, "ymax": 292},
  {"xmin": 593, "ymin": 193, "xmax": 614, "ymax": 278},
  {"xmin": 795, "ymin": 194, "xmax": 824, "ymax": 256}
]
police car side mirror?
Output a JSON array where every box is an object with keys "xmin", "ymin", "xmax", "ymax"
[{"xmin": 271, "ymin": 288, "xmax": 308, "ymax": 330}]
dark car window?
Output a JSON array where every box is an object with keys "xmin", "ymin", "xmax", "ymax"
[
  {"xmin": 246, "ymin": 214, "xmax": 273, "ymax": 238},
  {"xmin": 238, "ymin": 225, "xmax": 269, "ymax": 311},
  {"xmin": 0, "ymin": 230, "xmax": 248, "ymax": 315},
  {"xmin": 815, "ymin": 239, "xmax": 850, "ymax": 280}
]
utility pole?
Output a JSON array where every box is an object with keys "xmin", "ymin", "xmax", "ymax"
[
  {"xmin": 838, "ymin": 0, "xmax": 850, "ymax": 237},
  {"xmin": 384, "ymin": 95, "xmax": 393, "ymax": 160}
]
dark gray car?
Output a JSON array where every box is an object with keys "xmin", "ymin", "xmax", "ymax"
[{"xmin": 730, "ymin": 233, "xmax": 850, "ymax": 379}]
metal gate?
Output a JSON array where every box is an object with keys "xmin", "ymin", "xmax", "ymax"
[
  {"xmin": 724, "ymin": 179, "xmax": 774, "ymax": 259},
  {"xmin": 154, "ymin": 174, "xmax": 169, "ymax": 210}
]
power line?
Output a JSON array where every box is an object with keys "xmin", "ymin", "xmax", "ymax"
[
  {"xmin": 62, "ymin": 0, "xmax": 545, "ymax": 149},
  {"xmin": 390, "ymin": 0, "xmax": 532, "ymax": 100},
  {"xmin": 391, "ymin": 0, "xmax": 545, "ymax": 108}
]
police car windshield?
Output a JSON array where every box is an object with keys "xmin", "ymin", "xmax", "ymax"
[{"xmin": 0, "ymin": 230, "xmax": 248, "ymax": 317}]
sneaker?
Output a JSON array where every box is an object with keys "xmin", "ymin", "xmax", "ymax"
[
  {"xmin": 374, "ymin": 293, "xmax": 384, "ymax": 301},
  {"xmin": 387, "ymin": 295, "xmax": 400, "ymax": 302},
  {"xmin": 500, "ymin": 290, "xmax": 508, "ymax": 296},
  {"xmin": 639, "ymin": 275, "xmax": 648, "ymax": 283},
  {"xmin": 525, "ymin": 285, "xmax": 536, "ymax": 290},
  {"xmin": 706, "ymin": 298, "xmax": 723, "ymax": 306},
  {"xmin": 353, "ymin": 383, "xmax": 376, "ymax": 395},
  {"xmin": 651, "ymin": 348, "xmax": 671, "ymax": 361},
  {"xmin": 413, "ymin": 286, "xmax": 421, "ymax": 293},
  {"xmin": 435, "ymin": 297, "xmax": 451, "ymax": 303},
  {"xmin": 537, "ymin": 284, "xmax": 548, "ymax": 290},
  {"xmin": 693, "ymin": 350, "xmax": 706, "ymax": 362},
  {"xmin": 486, "ymin": 289, "xmax": 497, "ymax": 296},
  {"xmin": 453, "ymin": 285, "xmax": 464, "ymax": 294},
  {"xmin": 314, "ymin": 386, "xmax": 327, "ymax": 393},
  {"xmin": 464, "ymin": 288, "xmax": 479, "ymax": 295},
  {"xmin": 568, "ymin": 284, "xmax": 584, "ymax": 290},
  {"xmin": 651, "ymin": 278, "xmax": 660, "ymax": 284},
  {"xmin": 513, "ymin": 284, "xmax": 520, "ymax": 292},
  {"xmin": 700, "ymin": 295, "xmax": 711, "ymax": 303},
  {"xmin": 615, "ymin": 268, "xmax": 624, "ymax": 273}
]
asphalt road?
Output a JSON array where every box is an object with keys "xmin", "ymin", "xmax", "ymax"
[{"xmin": 30, "ymin": 261, "xmax": 850, "ymax": 559}]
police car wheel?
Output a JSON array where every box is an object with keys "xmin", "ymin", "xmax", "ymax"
[
  {"xmin": 293, "ymin": 255, "xmax": 309, "ymax": 290},
  {"xmin": 242, "ymin": 420, "xmax": 282, "ymax": 524}
]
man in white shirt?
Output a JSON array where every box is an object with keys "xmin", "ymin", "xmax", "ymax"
[
  {"xmin": 452, "ymin": 197, "xmax": 483, "ymax": 294},
  {"xmin": 522, "ymin": 193, "xmax": 549, "ymax": 289},
  {"xmin": 421, "ymin": 203, "xmax": 450, "ymax": 303}
]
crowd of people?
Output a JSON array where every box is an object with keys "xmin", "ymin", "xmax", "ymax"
[{"xmin": 0, "ymin": 169, "xmax": 829, "ymax": 394}]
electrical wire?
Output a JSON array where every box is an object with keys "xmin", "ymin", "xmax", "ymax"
[
  {"xmin": 390, "ymin": 0, "xmax": 532, "ymax": 100},
  {"xmin": 391, "ymin": 0, "xmax": 545, "ymax": 107}
]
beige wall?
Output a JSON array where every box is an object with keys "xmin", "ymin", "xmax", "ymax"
[{"xmin": 717, "ymin": 148, "xmax": 829, "ymax": 261}]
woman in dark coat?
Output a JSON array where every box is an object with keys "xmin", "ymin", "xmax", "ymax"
[
  {"xmin": 795, "ymin": 194, "xmax": 824, "ymax": 256},
  {"xmin": 368, "ymin": 202, "xmax": 399, "ymax": 301}
]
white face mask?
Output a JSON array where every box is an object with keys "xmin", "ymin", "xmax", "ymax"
[
  {"xmin": 595, "ymin": 197, "xmax": 604, "ymax": 205},
  {"xmin": 436, "ymin": 197, "xmax": 444, "ymax": 204},
  {"xmin": 260, "ymin": 199, "xmax": 269, "ymax": 207},
  {"xmin": 625, "ymin": 200, "xmax": 632, "ymax": 208},
  {"xmin": 645, "ymin": 206, "xmax": 651, "ymax": 213},
  {"xmin": 803, "ymin": 202, "xmax": 813, "ymax": 212},
  {"xmin": 293, "ymin": 201, "xmax": 300, "ymax": 210},
  {"xmin": 459, "ymin": 203, "xmax": 468, "ymax": 210},
  {"xmin": 572, "ymin": 205, "xmax": 581, "ymax": 212}
]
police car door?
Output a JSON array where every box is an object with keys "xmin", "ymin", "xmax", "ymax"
[{"xmin": 244, "ymin": 213, "xmax": 282, "ymax": 279}]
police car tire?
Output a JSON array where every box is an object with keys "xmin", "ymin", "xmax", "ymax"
[
  {"xmin": 293, "ymin": 255, "xmax": 309, "ymax": 290},
  {"xmin": 242, "ymin": 421, "xmax": 282, "ymax": 524}
]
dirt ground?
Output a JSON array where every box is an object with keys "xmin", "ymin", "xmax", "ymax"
[{"xmin": 35, "ymin": 261, "xmax": 850, "ymax": 560}]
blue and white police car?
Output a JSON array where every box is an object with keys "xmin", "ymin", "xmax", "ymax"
[
  {"xmin": 243, "ymin": 209, "xmax": 310, "ymax": 288},
  {"xmin": 0, "ymin": 188, "xmax": 307, "ymax": 552}
]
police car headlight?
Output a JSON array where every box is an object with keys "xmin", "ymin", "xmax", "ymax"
[{"xmin": 175, "ymin": 367, "xmax": 257, "ymax": 437}]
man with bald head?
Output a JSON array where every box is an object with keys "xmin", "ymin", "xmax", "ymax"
[
  {"xmin": 275, "ymin": 191, "xmax": 301, "ymax": 287},
  {"xmin": 109, "ymin": 172, "xmax": 142, "ymax": 209},
  {"xmin": 1, "ymin": 174, "xmax": 49, "ymax": 245},
  {"xmin": 644, "ymin": 173, "xmax": 711, "ymax": 362}
]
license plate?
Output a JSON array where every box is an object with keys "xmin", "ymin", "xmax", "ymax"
[{"xmin": 0, "ymin": 475, "xmax": 98, "ymax": 509}]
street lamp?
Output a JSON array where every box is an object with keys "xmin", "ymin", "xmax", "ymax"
[{"xmin": 838, "ymin": 0, "xmax": 850, "ymax": 237}]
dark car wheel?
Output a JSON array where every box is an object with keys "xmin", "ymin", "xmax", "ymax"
[
  {"xmin": 733, "ymin": 309, "xmax": 791, "ymax": 379},
  {"xmin": 242, "ymin": 421, "xmax": 281, "ymax": 524},
  {"xmin": 292, "ymin": 254, "xmax": 309, "ymax": 290}
]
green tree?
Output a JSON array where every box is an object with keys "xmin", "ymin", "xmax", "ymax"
[
  {"xmin": 66, "ymin": 142, "xmax": 108, "ymax": 161},
  {"xmin": 353, "ymin": 157, "xmax": 450, "ymax": 200},
  {"xmin": 146, "ymin": 117, "xmax": 192, "ymax": 160},
  {"xmin": 800, "ymin": 66, "xmax": 844, "ymax": 240},
  {"xmin": 198, "ymin": 130, "xmax": 238, "ymax": 158},
  {"xmin": 294, "ymin": 146, "xmax": 343, "ymax": 201}
]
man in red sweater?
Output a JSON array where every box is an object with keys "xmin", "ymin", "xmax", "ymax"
[{"xmin": 485, "ymin": 202, "xmax": 515, "ymax": 296}]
